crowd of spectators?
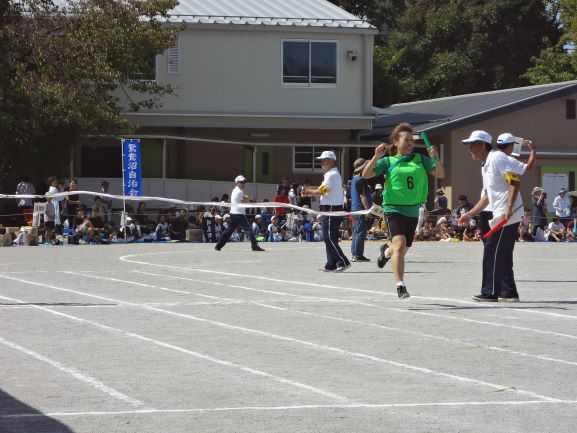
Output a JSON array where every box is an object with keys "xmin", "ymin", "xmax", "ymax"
[{"xmin": 3, "ymin": 176, "xmax": 577, "ymax": 246}]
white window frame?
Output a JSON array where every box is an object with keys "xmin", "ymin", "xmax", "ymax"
[
  {"xmin": 167, "ymin": 36, "xmax": 180, "ymax": 74},
  {"xmin": 281, "ymin": 39, "xmax": 338, "ymax": 88},
  {"xmin": 293, "ymin": 146, "xmax": 337, "ymax": 173}
]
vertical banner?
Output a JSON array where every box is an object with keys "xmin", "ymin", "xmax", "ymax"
[{"xmin": 122, "ymin": 138, "xmax": 142, "ymax": 197}]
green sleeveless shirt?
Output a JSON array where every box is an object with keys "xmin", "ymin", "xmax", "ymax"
[{"xmin": 374, "ymin": 153, "xmax": 437, "ymax": 217}]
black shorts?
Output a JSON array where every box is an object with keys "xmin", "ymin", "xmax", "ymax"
[
  {"xmin": 45, "ymin": 221, "xmax": 55, "ymax": 230},
  {"xmin": 385, "ymin": 213, "xmax": 418, "ymax": 247}
]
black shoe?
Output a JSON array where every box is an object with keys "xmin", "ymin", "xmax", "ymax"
[
  {"xmin": 252, "ymin": 246, "xmax": 265, "ymax": 252},
  {"xmin": 377, "ymin": 244, "xmax": 390, "ymax": 269},
  {"xmin": 472, "ymin": 294, "xmax": 498, "ymax": 302},
  {"xmin": 397, "ymin": 285, "xmax": 410, "ymax": 299},
  {"xmin": 335, "ymin": 263, "xmax": 351, "ymax": 272},
  {"xmin": 351, "ymin": 255, "xmax": 371, "ymax": 262},
  {"xmin": 320, "ymin": 267, "xmax": 337, "ymax": 272},
  {"xmin": 215, "ymin": 245, "xmax": 222, "ymax": 251},
  {"xmin": 498, "ymin": 295, "xmax": 520, "ymax": 303}
]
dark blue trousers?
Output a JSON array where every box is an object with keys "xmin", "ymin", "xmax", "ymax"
[
  {"xmin": 481, "ymin": 222, "xmax": 520, "ymax": 297},
  {"xmin": 215, "ymin": 214, "xmax": 258, "ymax": 249},
  {"xmin": 320, "ymin": 205, "xmax": 350, "ymax": 270}
]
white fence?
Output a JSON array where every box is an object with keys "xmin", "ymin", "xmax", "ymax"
[{"xmin": 74, "ymin": 177, "xmax": 279, "ymax": 209}]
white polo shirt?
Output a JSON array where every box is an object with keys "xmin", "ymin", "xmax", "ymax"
[
  {"xmin": 230, "ymin": 186, "xmax": 244, "ymax": 215},
  {"xmin": 320, "ymin": 167, "xmax": 344, "ymax": 206},
  {"xmin": 481, "ymin": 150, "xmax": 524, "ymax": 226}
]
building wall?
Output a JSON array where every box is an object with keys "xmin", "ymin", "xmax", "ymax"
[
  {"xmin": 441, "ymin": 94, "xmax": 577, "ymax": 210},
  {"xmin": 122, "ymin": 28, "xmax": 372, "ymax": 117}
]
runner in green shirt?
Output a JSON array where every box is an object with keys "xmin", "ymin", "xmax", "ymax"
[{"xmin": 363, "ymin": 122, "xmax": 445, "ymax": 298}]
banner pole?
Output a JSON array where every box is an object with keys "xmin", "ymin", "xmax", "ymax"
[{"xmin": 121, "ymin": 138, "xmax": 127, "ymax": 244}]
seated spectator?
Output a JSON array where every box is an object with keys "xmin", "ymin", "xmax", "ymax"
[
  {"xmin": 438, "ymin": 221, "xmax": 458, "ymax": 241},
  {"xmin": 518, "ymin": 209, "xmax": 534, "ymax": 242},
  {"xmin": 454, "ymin": 194, "xmax": 473, "ymax": 218},
  {"xmin": 168, "ymin": 209, "xmax": 189, "ymax": 241},
  {"xmin": 135, "ymin": 201, "xmax": 148, "ymax": 226},
  {"xmin": 312, "ymin": 215, "xmax": 323, "ymax": 242},
  {"xmin": 415, "ymin": 220, "xmax": 435, "ymax": 241},
  {"xmin": 431, "ymin": 189, "xmax": 449, "ymax": 215},
  {"xmin": 436, "ymin": 211, "xmax": 457, "ymax": 228},
  {"xmin": 287, "ymin": 217, "xmax": 304, "ymax": 241},
  {"xmin": 462, "ymin": 220, "xmax": 481, "ymax": 242},
  {"xmin": 155, "ymin": 214, "xmax": 170, "ymax": 240},
  {"xmin": 252, "ymin": 214, "xmax": 266, "ymax": 238},
  {"xmin": 267, "ymin": 215, "xmax": 285, "ymax": 242},
  {"xmin": 546, "ymin": 217, "xmax": 565, "ymax": 242},
  {"xmin": 566, "ymin": 205, "xmax": 577, "ymax": 241},
  {"xmin": 74, "ymin": 207, "xmax": 96, "ymax": 244}
]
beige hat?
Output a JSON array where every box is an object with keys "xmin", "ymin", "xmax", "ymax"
[
  {"xmin": 532, "ymin": 187, "xmax": 543, "ymax": 195},
  {"xmin": 353, "ymin": 158, "xmax": 368, "ymax": 174},
  {"xmin": 374, "ymin": 183, "xmax": 383, "ymax": 190}
]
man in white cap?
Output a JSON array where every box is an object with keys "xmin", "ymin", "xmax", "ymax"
[
  {"xmin": 553, "ymin": 188, "xmax": 572, "ymax": 227},
  {"xmin": 303, "ymin": 151, "xmax": 350, "ymax": 272},
  {"xmin": 459, "ymin": 130, "xmax": 525, "ymax": 302},
  {"xmin": 215, "ymin": 175, "xmax": 264, "ymax": 251},
  {"xmin": 349, "ymin": 158, "xmax": 372, "ymax": 262}
]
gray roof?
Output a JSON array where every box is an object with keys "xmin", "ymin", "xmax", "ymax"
[
  {"xmin": 167, "ymin": 0, "xmax": 375, "ymax": 30},
  {"xmin": 371, "ymin": 81, "xmax": 577, "ymax": 138},
  {"xmin": 49, "ymin": 0, "xmax": 375, "ymax": 31}
]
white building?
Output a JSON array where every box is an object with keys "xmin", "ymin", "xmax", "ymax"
[{"xmin": 74, "ymin": 0, "xmax": 377, "ymax": 199}]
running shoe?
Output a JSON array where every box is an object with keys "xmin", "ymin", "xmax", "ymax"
[
  {"xmin": 377, "ymin": 244, "xmax": 390, "ymax": 269},
  {"xmin": 472, "ymin": 294, "xmax": 498, "ymax": 302},
  {"xmin": 397, "ymin": 285, "xmax": 410, "ymax": 299}
]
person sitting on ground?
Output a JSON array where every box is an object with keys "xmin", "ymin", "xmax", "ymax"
[
  {"xmin": 74, "ymin": 207, "xmax": 96, "ymax": 244},
  {"xmin": 155, "ymin": 214, "xmax": 170, "ymax": 240},
  {"xmin": 168, "ymin": 209, "xmax": 189, "ymax": 241},
  {"xmin": 267, "ymin": 215, "xmax": 285, "ymax": 242},
  {"xmin": 415, "ymin": 219, "xmax": 435, "ymax": 241},
  {"xmin": 518, "ymin": 209, "xmax": 534, "ymax": 242},
  {"xmin": 432, "ymin": 189, "xmax": 449, "ymax": 215},
  {"xmin": 462, "ymin": 219, "xmax": 480, "ymax": 242},
  {"xmin": 312, "ymin": 215, "xmax": 323, "ymax": 242},
  {"xmin": 546, "ymin": 216, "xmax": 565, "ymax": 242},
  {"xmin": 252, "ymin": 214, "xmax": 266, "ymax": 238}
]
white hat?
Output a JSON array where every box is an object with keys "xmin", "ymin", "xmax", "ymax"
[
  {"xmin": 316, "ymin": 150, "xmax": 337, "ymax": 161},
  {"xmin": 462, "ymin": 130, "xmax": 492, "ymax": 144},
  {"xmin": 469, "ymin": 220, "xmax": 477, "ymax": 226},
  {"xmin": 559, "ymin": 188, "xmax": 567, "ymax": 194},
  {"xmin": 235, "ymin": 175, "xmax": 246, "ymax": 183},
  {"xmin": 223, "ymin": 214, "xmax": 230, "ymax": 219},
  {"xmin": 496, "ymin": 133, "xmax": 515, "ymax": 145},
  {"xmin": 374, "ymin": 183, "xmax": 383, "ymax": 190},
  {"xmin": 255, "ymin": 214, "xmax": 262, "ymax": 219}
]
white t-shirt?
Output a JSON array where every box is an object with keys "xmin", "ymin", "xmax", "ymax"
[
  {"xmin": 320, "ymin": 167, "xmax": 344, "ymax": 206},
  {"xmin": 552, "ymin": 195, "xmax": 571, "ymax": 217},
  {"xmin": 481, "ymin": 150, "xmax": 524, "ymax": 226},
  {"xmin": 230, "ymin": 186, "xmax": 244, "ymax": 215}
]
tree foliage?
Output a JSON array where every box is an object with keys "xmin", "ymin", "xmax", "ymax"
[
  {"xmin": 0, "ymin": 0, "xmax": 180, "ymax": 180},
  {"xmin": 332, "ymin": 0, "xmax": 563, "ymax": 106},
  {"xmin": 524, "ymin": 0, "xmax": 577, "ymax": 84}
]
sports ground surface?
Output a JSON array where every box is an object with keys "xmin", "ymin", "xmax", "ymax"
[{"xmin": 0, "ymin": 241, "xmax": 576, "ymax": 433}]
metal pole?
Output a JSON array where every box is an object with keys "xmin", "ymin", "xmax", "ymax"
[{"xmin": 162, "ymin": 138, "xmax": 167, "ymax": 179}]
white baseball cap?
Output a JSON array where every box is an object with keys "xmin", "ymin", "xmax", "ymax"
[
  {"xmin": 316, "ymin": 150, "xmax": 337, "ymax": 161},
  {"xmin": 462, "ymin": 130, "xmax": 492, "ymax": 144},
  {"xmin": 234, "ymin": 175, "xmax": 246, "ymax": 183},
  {"xmin": 496, "ymin": 133, "xmax": 515, "ymax": 145}
]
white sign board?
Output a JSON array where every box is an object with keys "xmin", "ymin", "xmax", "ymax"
[{"xmin": 542, "ymin": 173, "xmax": 569, "ymax": 207}]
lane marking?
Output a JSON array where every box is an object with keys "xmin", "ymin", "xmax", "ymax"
[
  {"xmin": 119, "ymin": 252, "xmax": 577, "ymax": 321},
  {"xmin": 0, "ymin": 336, "xmax": 144, "ymax": 408},
  {"xmin": 0, "ymin": 274, "xmax": 560, "ymax": 402},
  {"xmin": 133, "ymin": 270, "xmax": 369, "ymax": 304},
  {"xmin": 3, "ymin": 399, "xmax": 577, "ymax": 419},
  {"xmin": 0, "ymin": 290, "xmax": 352, "ymax": 403}
]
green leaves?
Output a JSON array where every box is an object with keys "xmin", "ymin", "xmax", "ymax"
[{"xmin": 0, "ymin": 0, "xmax": 181, "ymax": 177}]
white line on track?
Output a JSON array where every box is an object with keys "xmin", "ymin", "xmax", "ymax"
[
  {"xmin": 127, "ymin": 269, "xmax": 577, "ymax": 342},
  {"xmin": 0, "ymin": 274, "xmax": 560, "ymax": 402},
  {"xmin": 3, "ymin": 399, "xmax": 577, "ymax": 419},
  {"xmin": 132, "ymin": 270, "xmax": 369, "ymax": 304},
  {"xmin": 0, "ymin": 336, "xmax": 145, "ymax": 408},
  {"xmin": 73, "ymin": 271, "xmax": 577, "ymax": 368},
  {"xmin": 0, "ymin": 290, "xmax": 352, "ymax": 403},
  {"xmin": 119, "ymin": 252, "xmax": 577, "ymax": 321}
]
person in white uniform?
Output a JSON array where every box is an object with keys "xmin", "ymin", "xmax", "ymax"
[{"xmin": 459, "ymin": 131, "xmax": 525, "ymax": 302}]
